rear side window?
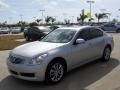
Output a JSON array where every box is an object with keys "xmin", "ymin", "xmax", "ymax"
[
  {"xmin": 104, "ymin": 24, "xmax": 115, "ymax": 27},
  {"xmin": 104, "ymin": 24, "xmax": 110, "ymax": 27},
  {"xmin": 89, "ymin": 28, "xmax": 103, "ymax": 39}
]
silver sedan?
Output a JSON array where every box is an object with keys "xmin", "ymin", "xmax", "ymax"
[{"xmin": 6, "ymin": 26, "xmax": 114, "ymax": 84}]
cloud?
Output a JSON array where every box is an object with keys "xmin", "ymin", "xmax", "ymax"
[
  {"xmin": 94, "ymin": 0, "xmax": 102, "ymax": 2},
  {"xmin": 64, "ymin": 0, "xmax": 75, "ymax": 2},
  {"xmin": 31, "ymin": 0, "xmax": 58, "ymax": 10},
  {"xmin": 50, "ymin": 1, "xmax": 58, "ymax": 6},
  {"xmin": 10, "ymin": 10, "xmax": 18, "ymax": 14},
  {"xmin": 0, "ymin": 0, "xmax": 9, "ymax": 8},
  {"xmin": 31, "ymin": 0, "xmax": 103, "ymax": 11},
  {"xmin": 32, "ymin": 0, "xmax": 77, "ymax": 9},
  {"xmin": 0, "ymin": 0, "xmax": 18, "ymax": 14}
]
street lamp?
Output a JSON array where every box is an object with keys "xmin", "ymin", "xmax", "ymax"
[
  {"xmin": 40, "ymin": 9, "xmax": 45, "ymax": 24},
  {"xmin": 100, "ymin": 9, "xmax": 106, "ymax": 22},
  {"xmin": 87, "ymin": 0, "xmax": 95, "ymax": 20},
  {"xmin": 63, "ymin": 13, "xmax": 67, "ymax": 20},
  {"xmin": 117, "ymin": 16, "xmax": 119, "ymax": 19},
  {"xmin": 108, "ymin": 13, "xmax": 111, "ymax": 22}
]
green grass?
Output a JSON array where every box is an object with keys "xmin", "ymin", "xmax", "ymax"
[{"xmin": 0, "ymin": 34, "xmax": 25, "ymax": 50}]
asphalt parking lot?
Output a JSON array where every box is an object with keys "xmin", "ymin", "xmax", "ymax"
[{"xmin": 0, "ymin": 33, "xmax": 120, "ymax": 90}]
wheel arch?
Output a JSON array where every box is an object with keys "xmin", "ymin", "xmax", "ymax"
[
  {"xmin": 105, "ymin": 44, "xmax": 112, "ymax": 51},
  {"xmin": 47, "ymin": 57, "xmax": 67, "ymax": 73},
  {"xmin": 45, "ymin": 57, "xmax": 68, "ymax": 83}
]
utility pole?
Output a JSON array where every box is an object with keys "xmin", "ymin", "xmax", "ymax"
[
  {"xmin": 19, "ymin": 14, "xmax": 23, "ymax": 22},
  {"xmin": 100, "ymin": 9, "xmax": 106, "ymax": 13},
  {"xmin": 108, "ymin": 13, "xmax": 111, "ymax": 22},
  {"xmin": 40, "ymin": 9, "xmax": 45, "ymax": 24},
  {"xmin": 54, "ymin": 16, "xmax": 57, "ymax": 23},
  {"xmin": 71, "ymin": 16, "xmax": 74, "ymax": 23},
  {"xmin": 118, "ymin": 9, "xmax": 120, "ymax": 22},
  {"xmin": 9, "ymin": 17, "xmax": 12, "ymax": 24}
]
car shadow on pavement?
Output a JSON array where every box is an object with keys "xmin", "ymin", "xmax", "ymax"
[{"xmin": 0, "ymin": 58, "xmax": 119, "ymax": 90}]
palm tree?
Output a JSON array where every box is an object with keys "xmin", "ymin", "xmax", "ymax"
[
  {"xmin": 88, "ymin": 18, "xmax": 94, "ymax": 22},
  {"xmin": 111, "ymin": 18, "xmax": 118, "ymax": 23},
  {"xmin": 95, "ymin": 13, "xmax": 108, "ymax": 22},
  {"xmin": 45, "ymin": 16, "xmax": 51, "ymax": 24},
  {"xmin": 17, "ymin": 21, "xmax": 28, "ymax": 27},
  {"xmin": 36, "ymin": 19, "xmax": 41, "ymax": 24},
  {"xmin": 29, "ymin": 22, "xmax": 39, "ymax": 27},
  {"xmin": 50, "ymin": 17, "xmax": 56, "ymax": 24},
  {"xmin": 77, "ymin": 9, "xmax": 88, "ymax": 25},
  {"xmin": 2, "ymin": 21, "xmax": 7, "ymax": 27},
  {"xmin": 64, "ymin": 19, "xmax": 70, "ymax": 24}
]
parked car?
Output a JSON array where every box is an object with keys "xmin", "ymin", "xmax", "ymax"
[
  {"xmin": 24, "ymin": 26, "xmax": 55, "ymax": 41},
  {"xmin": 115, "ymin": 23, "xmax": 120, "ymax": 28},
  {"xmin": 11, "ymin": 27, "xmax": 21, "ymax": 34},
  {"xmin": 100, "ymin": 23, "xmax": 120, "ymax": 33},
  {"xmin": 20, "ymin": 27, "xmax": 25, "ymax": 32},
  {"xmin": 49, "ymin": 25, "xmax": 60, "ymax": 31},
  {"xmin": 0, "ymin": 28, "xmax": 10, "ymax": 34},
  {"xmin": 7, "ymin": 26, "xmax": 114, "ymax": 84},
  {"xmin": 90, "ymin": 22, "xmax": 105, "ymax": 27}
]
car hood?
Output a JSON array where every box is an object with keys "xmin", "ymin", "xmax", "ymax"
[{"xmin": 11, "ymin": 41, "xmax": 65, "ymax": 58}]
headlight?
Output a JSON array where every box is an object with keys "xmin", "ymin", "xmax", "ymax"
[{"xmin": 27, "ymin": 54, "xmax": 48, "ymax": 65}]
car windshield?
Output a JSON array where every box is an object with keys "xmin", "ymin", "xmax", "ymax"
[{"xmin": 41, "ymin": 29, "xmax": 76, "ymax": 43}]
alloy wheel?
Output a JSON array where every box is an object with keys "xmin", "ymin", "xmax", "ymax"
[{"xmin": 49, "ymin": 63, "xmax": 64, "ymax": 82}]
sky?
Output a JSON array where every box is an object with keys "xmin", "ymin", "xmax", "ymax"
[{"xmin": 0, "ymin": 0, "xmax": 120, "ymax": 24}]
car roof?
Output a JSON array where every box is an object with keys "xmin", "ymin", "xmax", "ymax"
[
  {"xmin": 58, "ymin": 26, "xmax": 91, "ymax": 31},
  {"xmin": 32, "ymin": 26, "xmax": 49, "ymax": 29}
]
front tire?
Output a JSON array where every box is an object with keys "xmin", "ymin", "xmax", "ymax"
[
  {"xmin": 45, "ymin": 60, "xmax": 65, "ymax": 84},
  {"xmin": 116, "ymin": 29, "xmax": 120, "ymax": 33},
  {"xmin": 101, "ymin": 46, "xmax": 111, "ymax": 61}
]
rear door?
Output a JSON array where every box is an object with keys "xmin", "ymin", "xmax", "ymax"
[{"xmin": 89, "ymin": 28, "xmax": 105, "ymax": 57}]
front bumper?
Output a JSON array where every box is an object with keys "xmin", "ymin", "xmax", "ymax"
[{"xmin": 7, "ymin": 60, "xmax": 46, "ymax": 81}]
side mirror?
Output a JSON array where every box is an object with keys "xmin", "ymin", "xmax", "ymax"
[{"xmin": 75, "ymin": 39, "xmax": 85, "ymax": 44}]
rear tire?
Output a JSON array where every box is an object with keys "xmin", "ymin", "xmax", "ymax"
[
  {"xmin": 45, "ymin": 60, "xmax": 66, "ymax": 84},
  {"xmin": 101, "ymin": 46, "xmax": 111, "ymax": 61}
]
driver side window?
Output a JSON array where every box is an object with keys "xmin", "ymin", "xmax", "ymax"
[{"xmin": 77, "ymin": 28, "xmax": 90, "ymax": 41}]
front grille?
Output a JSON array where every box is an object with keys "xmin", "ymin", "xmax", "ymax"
[
  {"xmin": 9, "ymin": 55, "xmax": 24, "ymax": 64},
  {"xmin": 10, "ymin": 70, "xmax": 35, "ymax": 78},
  {"xmin": 20, "ymin": 73, "xmax": 35, "ymax": 77}
]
